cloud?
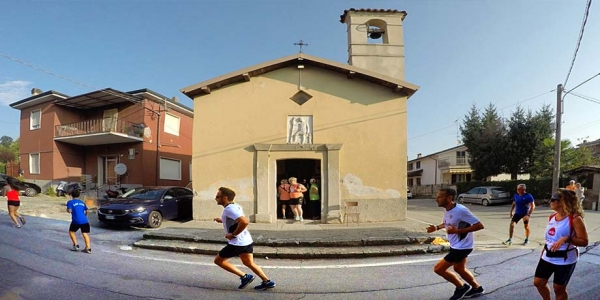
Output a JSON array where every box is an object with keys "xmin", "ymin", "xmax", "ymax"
[{"xmin": 0, "ymin": 80, "xmax": 33, "ymax": 105}]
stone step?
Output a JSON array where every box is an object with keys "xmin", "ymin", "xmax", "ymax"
[{"xmin": 133, "ymin": 239, "xmax": 450, "ymax": 259}]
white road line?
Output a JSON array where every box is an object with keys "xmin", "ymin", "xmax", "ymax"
[{"xmin": 98, "ymin": 248, "xmax": 476, "ymax": 269}]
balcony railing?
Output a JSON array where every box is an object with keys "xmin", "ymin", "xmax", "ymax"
[
  {"xmin": 55, "ymin": 118, "xmax": 145, "ymax": 138},
  {"xmin": 438, "ymin": 156, "xmax": 468, "ymax": 168}
]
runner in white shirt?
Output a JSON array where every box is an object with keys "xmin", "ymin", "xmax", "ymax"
[
  {"xmin": 213, "ymin": 187, "xmax": 276, "ymax": 291},
  {"xmin": 533, "ymin": 189, "xmax": 588, "ymax": 300},
  {"xmin": 427, "ymin": 188, "xmax": 485, "ymax": 300}
]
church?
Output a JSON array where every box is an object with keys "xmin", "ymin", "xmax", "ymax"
[{"xmin": 181, "ymin": 9, "xmax": 419, "ymax": 223}]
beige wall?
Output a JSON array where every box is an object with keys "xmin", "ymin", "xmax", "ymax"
[{"xmin": 192, "ymin": 66, "xmax": 408, "ymax": 223}]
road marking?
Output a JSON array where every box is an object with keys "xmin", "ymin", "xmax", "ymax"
[
  {"xmin": 406, "ymin": 217, "xmax": 434, "ymax": 225},
  {"xmin": 99, "ymin": 248, "xmax": 478, "ymax": 269}
]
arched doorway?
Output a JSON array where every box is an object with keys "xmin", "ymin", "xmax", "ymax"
[{"xmin": 276, "ymin": 159, "xmax": 321, "ymax": 220}]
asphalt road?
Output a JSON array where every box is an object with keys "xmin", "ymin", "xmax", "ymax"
[{"xmin": 0, "ymin": 197, "xmax": 599, "ymax": 299}]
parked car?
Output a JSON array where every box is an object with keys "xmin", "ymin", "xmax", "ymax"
[
  {"xmin": 97, "ymin": 186, "xmax": 193, "ymax": 228},
  {"xmin": 457, "ymin": 186, "xmax": 512, "ymax": 206},
  {"xmin": 0, "ymin": 174, "xmax": 42, "ymax": 197},
  {"xmin": 407, "ymin": 188, "xmax": 413, "ymax": 199}
]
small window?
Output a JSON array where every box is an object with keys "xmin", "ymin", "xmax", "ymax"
[
  {"xmin": 416, "ymin": 178, "xmax": 421, "ymax": 186},
  {"xmin": 30, "ymin": 110, "xmax": 41, "ymax": 130},
  {"xmin": 408, "ymin": 178, "xmax": 413, "ymax": 187},
  {"xmin": 164, "ymin": 113, "xmax": 180, "ymax": 136},
  {"xmin": 29, "ymin": 153, "xmax": 40, "ymax": 174},
  {"xmin": 408, "ymin": 163, "xmax": 413, "ymax": 171},
  {"xmin": 159, "ymin": 157, "xmax": 181, "ymax": 180},
  {"xmin": 416, "ymin": 161, "xmax": 421, "ymax": 169}
]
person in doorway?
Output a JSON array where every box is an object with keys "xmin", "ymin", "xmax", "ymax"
[
  {"xmin": 288, "ymin": 177, "xmax": 307, "ymax": 222},
  {"xmin": 533, "ymin": 189, "xmax": 588, "ymax": 300},
  {"xmin": 308, "ymin": 178, "xmax": 321, "ymax": 220},
  {"xmin": 66, "ymin": 189, "xmax": 91, "ymax": 253},
  {"xmin": 5, "ymin": 177, "xmax": 25, "ymax": 228},
  {"xmin": 503, "ymin": 183, "xmax": 535, "ymax": 246},
  {"xmin": 427, "ymin": 188, "xmax": 485, "ymax": 300},
  {"xmin": 213, "ymin": 187, "xmax": 276, "ymax": 291},
  {"xmin": 575, "ymin": 183, "xmax": 585, "ymax": 208},
  {"xmin": 277, "ymin": 179, "xmax": 291, "ymax": 219},
  {"xmin": 565, "ymin": 180, "xmax": 577, "ymax": 191}
]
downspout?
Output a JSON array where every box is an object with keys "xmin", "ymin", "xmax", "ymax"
[
  {"xmin": 433, "ymin": 157, "xmax": 438, "ymax": 184},
  {"xmin": 155, "ymin": 107, "xmax": 161, "ymax": 186}
]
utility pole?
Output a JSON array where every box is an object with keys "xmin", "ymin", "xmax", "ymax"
[{"xmin": 551, "ymin": 84, "xmax": 563, "ymax": 191}]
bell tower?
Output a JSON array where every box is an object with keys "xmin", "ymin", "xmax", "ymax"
[{"xmin": 340, "ymin": 9, "xmax": 407, "ymax": 80}]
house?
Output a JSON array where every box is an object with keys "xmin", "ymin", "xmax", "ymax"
[
  {"xmin": 408, "ymin": 145, "xmax": 472, "ymax": 189},
  {"xmin": 578, "ymin": 138, "xmax": 600, "ymax": 158},
  {"xmin": 180, "ymin": 9, "xmax": 419, "ymax": 223},
  {"xmin": 9, "ymin": 88, "xmax": 193, "ymax": 193},
  {"xmin": 408, "ymin": 144, "xmax": 529, "ymax": 195}
]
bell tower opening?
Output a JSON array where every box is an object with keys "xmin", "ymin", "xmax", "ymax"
[{"xmin": 276, "ymin": 158, "xmax": 321, "ymax": 220}]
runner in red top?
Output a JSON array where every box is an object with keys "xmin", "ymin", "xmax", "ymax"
[{"xmin": 5, "ymin": 177, "xmax": 25, "ymax": 228}]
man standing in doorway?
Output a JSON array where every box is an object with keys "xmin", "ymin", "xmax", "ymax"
[
  {"xmin": 502, "ymin": 183, "xmax": 535, "ymax": 246},
  {"xmin": 213, "ymin": 187, "xmax": 276, "ymax": 291},
  {"xmin": 427, "ymin": 188, "xmax": 485, "ymax": 299},
  {"xmin": 308, "ymin": 178, "xmax": 321, "ymax": 220}
]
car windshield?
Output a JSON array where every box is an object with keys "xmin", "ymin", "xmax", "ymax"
[
  {"xmin": 124, "ymin": 189, "xmax": 163, "ymax": 200},
  {"xmin": 491, "ymin": 188, "xmax": 507, "ymax": 194}
]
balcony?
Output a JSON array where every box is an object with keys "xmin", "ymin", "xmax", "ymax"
[
  {"xmin": 54, "ymin": 118, "xmax": 144, "ymax": 146},
  {"xmin": 438, "ymin": 156, "xmax": 471, "ymax": 174}
]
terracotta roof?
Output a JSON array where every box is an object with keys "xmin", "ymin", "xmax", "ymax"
[
  {"xmin": 180, "ymin": 53, "xmax": 419, "ymax": 99},
  {"xmin": 340, "ymin": 8, "xmax": 407, "ymax": 23}
]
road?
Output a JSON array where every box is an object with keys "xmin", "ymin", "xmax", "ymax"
[{"xmin": 0, "ymin": 198, "xmax": 599, "ymax": 299}]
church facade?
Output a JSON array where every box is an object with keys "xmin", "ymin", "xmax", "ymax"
[{"xmin": 181, "ymin": 9, "xmax": 419, "ymax": 223}]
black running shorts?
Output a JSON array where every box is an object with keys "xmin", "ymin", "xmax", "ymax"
[
  {"xmin": 444, "ymin": 248, "xmax": 473, "ymax": 263},
  {"xmin": 534, "ymin": 258, "xmax": 577, "ymax": 286},
  {"xmin": 218, "ymin": 244, "xmax": 254, "ymax": 258},
  {"xmin": 69, "ymin": 222, "xmax": 91, "ymax": 233}
]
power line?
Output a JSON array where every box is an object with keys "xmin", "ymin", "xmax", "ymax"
[
  {"xmin": 497, "ymin": 90, "xmax": 555, "ymax": 111},
  {"xmin": 563, "ymin": 0, "xmax": 593, "ymax": 88},
  {"xmin": 564, "ymin": 72, "xmax": 600, "ymax": 96},
  {"xmin": 569, "ymin": 92, "xmax": 600, "ymax": 105}
]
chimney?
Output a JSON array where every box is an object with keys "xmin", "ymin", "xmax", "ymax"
[
  {"xmin": 31, "ymin": 88, "xmax": 42, "ymax": 95},
  {"xmin": 417, "ymin": 153, "xmax": 421, "ymax": 158},
  {"xmin": 172, "ymin": 96, "xmax": 179, "ymax": 103},
  {"xmin": 340, "ymin": 9, "xmax": 407, "ymax": 80}
]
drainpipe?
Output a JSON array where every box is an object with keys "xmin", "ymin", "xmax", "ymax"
[{"xmin": 155, "ymin": 109, "xmax": 161, "ymax": 186}]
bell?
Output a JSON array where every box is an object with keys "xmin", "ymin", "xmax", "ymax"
[{"xmin": 369, "ymin": 32, "xmax": 383, "ymax": 39}]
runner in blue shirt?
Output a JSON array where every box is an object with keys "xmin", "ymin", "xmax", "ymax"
[
  {"xmin": 66, "ymin": 189, "xmax": 92, "ymax": 253},
  {"xmin": 503, "ymin": 183, "xmax": 535, "ymax": 246}
]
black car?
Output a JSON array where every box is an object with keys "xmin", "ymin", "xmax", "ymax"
[
  {"xmin": 0, "ymin": 174, "xmax": 42, "ymax": 197},
  {"xmin": 97, "ymin": 186, "xmax": 193, "ymax": 228}
]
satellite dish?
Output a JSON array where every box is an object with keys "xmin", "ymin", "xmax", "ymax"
[{"xmin": 115, "ymin": 163, "xmax": 128, "ymax": 175}]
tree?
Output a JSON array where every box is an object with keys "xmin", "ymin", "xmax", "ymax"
[
  {"xmin": 529, "ymin": 138, "xmax": 600, "ymax": 178},
  {"xmin": 502, "ymin": 105, "xmax": 554, "ymax": 179},
  {"xmin": 0, "ymin": 136, "xmax": 13, "ymax": 148},
  {"xmin": 461, "ymin": 104, "xmax": 505, "ymax": 180}
]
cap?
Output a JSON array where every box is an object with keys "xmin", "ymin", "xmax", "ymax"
[
  {"xmin": 570, "ymin": 180, "xmax": 576, "ymax": 183},
  {"xmin": 551, "ymin": 192, "xmax": 560, "ymax": 200}
]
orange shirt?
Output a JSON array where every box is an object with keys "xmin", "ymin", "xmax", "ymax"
[
  {"xmin": 278, "ymin": 184, "xmax": 291, "ymax": 201},
  {"xmin": 566, "ymin": 185, "xmax": 577, "ymax": 191}
]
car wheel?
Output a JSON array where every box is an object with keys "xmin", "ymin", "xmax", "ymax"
[
  {"xmin": 482, "ymin": 199, "xmax": 490, "ymax": 206},
  {"xmin": 458, "ymin": 197, "xmax": 464, "ymax": 204},
  {"xmin": 24, "ymin": 188, "xmax": 37, "ymax": 197},
  {"xmin": 147, "ymin": 211, "xmax": 163, "ymax": 228}
]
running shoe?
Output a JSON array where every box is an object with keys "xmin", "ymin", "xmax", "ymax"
[
  {"xmin": 14, "ymin": 224, "xmax": 21, "ymax": 228},
  {"xmin": 238, "ymin": 274, "xmax": 255, "ymax": 289},
  {"xmin": 19, "ymin": 217, "xmax": 26, "ymax": 225},
  {"xmin": 502, "ymin": 239, "xmax": 512, "ymax": 246},
  {"xmin": 70, "ymin": 245, "xmax": 80, "ymax": 251},
  {"xmin": 82, "ymin": 248, "xmax": 91, "ymax": 254},
  {"xmin": 449, "ymin": 284, "xmax": 471, "ymax": 300},
  {"xmin": 254, "ymin": 280, "xmax": 276, "ymax": 291},
  {"xmin": 463, "ymin": 285, "xmax": 484, "ymax": 298},
  {"xmin": 522, "ymin": 239, "xmax": 529, "ymax": 245}
]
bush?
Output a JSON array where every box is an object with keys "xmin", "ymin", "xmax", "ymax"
[
  {"xmin": 456, "ymin": 177, "xmax": 572, "ymax": 200},
  {"xmin": 46, "ymin": 186, "xmax": 56, "ymax": 197}
]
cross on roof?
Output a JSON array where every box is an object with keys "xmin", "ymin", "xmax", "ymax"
[{"xmin": 293, "ymin": 40, "xmax": 309, "ymax": 53}]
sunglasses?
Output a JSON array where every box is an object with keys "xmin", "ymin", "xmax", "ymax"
[{"xmin": 550, "ymin": 198, "xmax": 559, "ymax": 202}]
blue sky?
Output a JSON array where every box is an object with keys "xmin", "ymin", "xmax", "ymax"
[{"xmin": 1, "ymin": 0, "xmax": 598, "ymax": 159}]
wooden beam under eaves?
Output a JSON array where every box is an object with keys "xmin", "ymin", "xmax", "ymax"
[
  {"xmin": 393, "ymin": 85, "xmax": 404, "ymax": 94},
  {"xmin": 347, "ymin": 71, "xmax": 356, "ymax": 79},
  {"xmin": 242, "ymin": 73, "xmax": 251, "ymax": 82},
  {"xmin": 201, "ymin": 86, "xmax": 211, "ymax": 94}
]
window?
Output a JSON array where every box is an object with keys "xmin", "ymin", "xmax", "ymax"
[
  {"xmin": 408, "ymin": 163, "xmax": 413, "ymax": 171},
  {"xmin": 408, "ymin": 178, "xmax": 413, "ymax": 187},
  {"xmin": 416, "ymin": 161, "xmax": 421, "ymax": 169},
  {"xmin": 416, "ymin": 178, "xmax": 421, "ymax": 186},
  {"xmin": 164, "ymin": 113, "xmax": 180, "ymax": 136},
  {"xmin": 159, "ymin": 157, "xmax": 181, "ymax": 180},
  {"xmin": 30, "ymin": 109, "xmax": 41, "ymax": 130},
  {"xmin": 29, "ymin": 153, "xmax": 40, "ymax": 174},
  {"xmin": 456, "ymin": 151, "xmax": 466, "ymax": 158}
]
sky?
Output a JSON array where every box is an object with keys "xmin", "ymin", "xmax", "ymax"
[{"xmin": 0, "ymin": 0, "xmax": 599, "ymax": 159}]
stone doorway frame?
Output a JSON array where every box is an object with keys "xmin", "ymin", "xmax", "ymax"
[{"xmin": 252, "ymin": 143, "xmax": 343, "ymax": 223}]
